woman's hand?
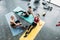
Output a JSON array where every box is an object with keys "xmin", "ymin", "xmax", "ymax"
[{"xmin": 20, "ymin": 23, "xmax": 22, "ymax": 25}]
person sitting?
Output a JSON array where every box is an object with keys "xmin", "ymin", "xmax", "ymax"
[
  {"xmin": 27, "ymin": 6, "xmax": 34, "ymax": 17},
  {"xmin": 10, "ymin": 16, "xmax": 25, "ymax": 29},
  {"xmin": 21, "ymin": 6, "xmax": 34, "ymax": 17},
  {"xmin": 24, "ymin": 14, "xmax": 41, "ymax": 37}
]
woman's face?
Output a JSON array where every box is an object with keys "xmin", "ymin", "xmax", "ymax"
[
  {"xmin": 28, "ymin": 8, "xmax": 31, "ymax": 10},
  {"xmin": 11, "ymin": 16, "xmax": 14, "ymax": 19}
]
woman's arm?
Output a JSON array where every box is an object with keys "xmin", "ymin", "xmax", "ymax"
[
  {"xmin": 32, "ymin": 13, "xmax": 34, "ymax": 17},
  {"xmin": 26, "ymin": 12, "xmax": 29, "ymax": 15},
  {"xmin": 39, "ymin": 18, "xmax": 41, "ymax": 26},
  {"xmin": 31, "ymin": 10, "xmax": 35, "ymax": 17},
  {"xmin": 10, "ymin": 19, "xmax": 16, "ymax": 25},
  {"xmin": 12, "ymin": 21, "xmax": 16, "ymax": 25}
]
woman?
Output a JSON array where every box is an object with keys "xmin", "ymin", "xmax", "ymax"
[
  {"xmin": 15, "ymin": 6, "xmax": 34, "ymax": 18},
  {"xmin": 10, "ymin": 16, "xmax": 22, "ymax": 28},
  {"xmin": 24, "ymin": 14, "xmax": 41, "ymax": 37},
  {"xmin": 21, "ymin": 6, "xmax": 34, "ymax": 17},
  {"xmin": 27, "ymin": 6, "xmax": 34, "ymax": 17}
]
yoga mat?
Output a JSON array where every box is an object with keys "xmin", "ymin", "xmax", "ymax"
[
  {"xmin": 19, "ymin": 20, "xmax": 45, "ymax": 40},
  {"xmin": 13, "ymin": 7, "xmax": 34, "ymax": 24},
  {"xmin": 5, "ymin": 12, "xmax": 23, "ymax": 36},
  {"xmin": 13, "ymin": 6, "xmax": 25, "ymax": 12}
]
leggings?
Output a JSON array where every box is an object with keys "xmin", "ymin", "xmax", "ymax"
[
  {"xmin": 28, "ymin": 22, "xmax": 37, "ymax": 30},
  {"xmin": 19, "ymin": 10, "xmax": 29, "ymax": 17},
  {"xmin": 24, "ymin": 22, "xmax": 37, "ymax": 37},
  {"xmin": 15, "ymin": 20, "xmax": 20, "ymax": 23}
]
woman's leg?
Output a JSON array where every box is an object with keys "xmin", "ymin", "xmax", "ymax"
[
  {"xmin": 23, "ymin": 12, "xmax": 29, "ymax": 17},
  {"xmin": 24, "ymin": 22, "xmax": 37, "ymax": 37},
  {"xmin": 15, "ymin": 20, "xmax": 20, "ymax": 23},
  {"xmin": 24, "ymin": 25, "xmax": 32, "ymax": 37},
  {"xmin": 19, "ymin": 10, "xmax": 24, "ymax": 12},
  {"xmin": 24, "ymin": 14, "xmax": 29, "ymax": 17},
  {"xmin": 28, "ymin": 22, "xmax": 37, "ymax": 33},
  {"xmin": 25, "ymin": 22, "xmax": 37, "ymax": 34},
  {"xmin": 21, "ymin": 12, "xmax": 29, "ymax": 17}
]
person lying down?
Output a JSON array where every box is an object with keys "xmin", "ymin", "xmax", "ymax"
[
  {"xmin": 10, "ymin": 15, "xmax": 26, "ymax": 29},
  {"xmin": 24, "ymin": 14, "xmax": 41, "ymax": 37}
]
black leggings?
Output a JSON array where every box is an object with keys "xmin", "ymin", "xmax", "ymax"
[
  {"xmin": 24, "ymin": 22, "xmax": 37, "ymax": 37},
  {"xmin": 15, "ymin": 20, "xmax": 20, "ymax": 23},
  {"xmin": 28, "ymin": 22, "xmax": 37, "ymax": 30},
  {"xmin": 19, "ymin": 10, "xmax": 29, "ymax": 17}
]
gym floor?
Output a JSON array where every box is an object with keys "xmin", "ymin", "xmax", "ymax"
[{"xmin": 0, "ymin": 0, "xmax": 60, "ymax": 40}]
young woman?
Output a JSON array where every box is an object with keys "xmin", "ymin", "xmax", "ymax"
[
  {"xmin": 21, "ymin": 6, "xmax": 34, "ymax": 17},
  {"xmin": 21, "ymin": 12, "xmax": 29, "ymax": 17},
  {"xmin": 27, "ymin": 6, "xmax": 34, "ymax": 17},
  {"xmin": 10, "ymin": 16, "xmax": 23, "ymax": 28},
  {"xmin": 24, "ymin": 14, "xmax": 40, "ymax": 37},
  {"xmin": 14, "ymin": 6, "xmax": 34, "ymax": 18}
]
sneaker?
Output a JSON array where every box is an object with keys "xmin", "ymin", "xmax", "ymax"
[{"xmin": 24, "ymin": 34, "xmax": 27, "ymax": 37}]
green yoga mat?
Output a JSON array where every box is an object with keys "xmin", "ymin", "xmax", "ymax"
[{"xmin": 17, "ymin": 12, "xmax": 34, "ymax": 24}]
